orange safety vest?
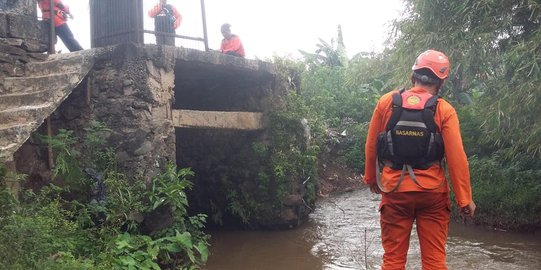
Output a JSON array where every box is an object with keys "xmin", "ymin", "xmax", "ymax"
[
  {"xmin": 38, "ymin": 0, "xmax": 68, "ymax": 27},
  {"xmin": 148, "ymin": 4, "xmax": 182, "ymax": 29}
]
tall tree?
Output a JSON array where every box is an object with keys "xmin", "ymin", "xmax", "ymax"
[
  {"xmin": 299, "ymin": 25, "xmax": 348, "ymax": 67},
  {"xmin": 387, "ymin": 0, "xmax": 541, "ymax": 157}
]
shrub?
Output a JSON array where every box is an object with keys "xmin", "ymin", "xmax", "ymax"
[{"xmin": 0, "ymin": 122, "xmax": 209, "ymax": 269}]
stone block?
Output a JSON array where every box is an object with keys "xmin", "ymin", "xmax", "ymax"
[
  {"xmin": 0, "ymin": 0, "xmax": 35, "ymax": 16},
  {"xmin": 0, "ymin": 51, "xmax": 15, "ymax": 64},
  {"xmin": 0, "ymin": 62, "xmax": 24, "ymax": 76},
  {"xmin": 12, "ymin": 53, "xmax": 30, "ymax": 63},
  {"xmin": 28, "ymin": 52, "xmax": 48, "ymax": 61},
  {"xmin": 0, "ymin": 44, "xmax": 26, "ymax": 55},
  {"xmin": 0, "ymin": 37, "xmax": 23, "ymax": 47},
  {"xmin": 20, "ymin": 0, "xmax": 36, "ymax": 17},
  {"xmin": 134, "ymin": 141, "xmax": 153, "ymax": 156},
  {"xmin": 23, "ymin": 39, "xmax": 48, "ymax": 53},
  {"xmin": 7, "ymin": 15, "xmax": 46, "ymax": 41}
]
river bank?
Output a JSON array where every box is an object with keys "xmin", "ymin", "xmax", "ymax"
[{"xmin": 318, "ymin": 155, "xmax": 541, "ymax": 233}]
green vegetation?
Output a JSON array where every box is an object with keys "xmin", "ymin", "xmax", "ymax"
[
  {"xmin": 0, "ymin": 122, "xmax": 209, "ymax": 269},
  {"xmin": 200, "ymin": 94, "xmax": 320, "ymax": 227},
  {"xmin": 187, "ymin": 61, "xmax": 320, "ymax": 228},
  {"xmin": 269, "ymin": 0, "xmax": 540, "ymax": 230},
  {"xmin": 390, "ymin": 0, "xmax": 541, "ymax": 230},
  {"xmin": 266, "ymin": 93, "xmax": 320, "ymax": 206}
]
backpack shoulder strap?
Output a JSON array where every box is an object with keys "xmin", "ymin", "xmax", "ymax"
[
  {"xmin": 163, "ymin": 4, "xmax": 173, "ymax": 14},
  {"xmin": 385, "ymin": 89, "xmax": 405, "ymax": 131},
  {"xmin": 423, "ymin": 94, "xmax": 439, "ymax": 132}
]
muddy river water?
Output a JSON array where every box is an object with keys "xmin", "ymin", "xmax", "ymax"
[{"xmin": 204, "ymin": 188, "xmax": 541, "ymax": 270}]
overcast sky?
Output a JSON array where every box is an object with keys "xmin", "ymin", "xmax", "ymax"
[{"xmin": 49, "ymin": 0, "xmax": 404, "ymax": 59}]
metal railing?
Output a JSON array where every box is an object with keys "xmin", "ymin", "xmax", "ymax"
[
  {"xmin": 48, "ymin": 0, "xmax": 55, "ymax": 54},
  {"xmin": 90, "ymin": 0, "xmax": 208, "ymax": 51}
]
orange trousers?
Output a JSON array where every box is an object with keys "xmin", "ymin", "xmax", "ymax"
[{"xmin": 379, "ymin": 192, "xmax": 450, "ymax": 270}]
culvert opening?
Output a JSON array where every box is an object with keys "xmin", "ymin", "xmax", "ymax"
[
  {"xmin": 175, "ymin": 128, "xmax": 266, "ymax": 227},
  {"xmin": 172, "ymin": 59, "xmax": 274, "ymax": 227}
]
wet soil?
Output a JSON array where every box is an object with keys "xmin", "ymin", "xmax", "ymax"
[{"xmin": 317, "ymin": 157, "xmax": 363, "ymax": 197}]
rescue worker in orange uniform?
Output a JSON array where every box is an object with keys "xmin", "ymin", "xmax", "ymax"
[
  {"xmin": 148, "ymin": 0, "xmax": 182, "ymax": 46},
  {"xmin": 37, "ymin": 0, "xmax": 83, "ymax": 52},
  {"xmin": 220, "ymin": 23, "xmax": 245, "ymax": 58},
  {"xmin": 364, "ymin": 49, "xmax": 476, "ymax": 269}
]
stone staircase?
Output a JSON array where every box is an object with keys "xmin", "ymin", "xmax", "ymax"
[{"xmin": 0, "ymin": 50, "xmax": 95, "ymax": 162}]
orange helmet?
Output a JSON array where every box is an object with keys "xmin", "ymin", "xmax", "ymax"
[{"xmin": 412, "ymin": 50, "xmax": 450, "ymax": 80}]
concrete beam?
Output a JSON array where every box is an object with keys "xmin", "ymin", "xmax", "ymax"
[{"xmin": 172, "ymin": 109, "xmax": 264, "ymax": 130}]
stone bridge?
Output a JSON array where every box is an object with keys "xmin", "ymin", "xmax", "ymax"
[
  {"xmin": 0, "ymin": 0, "xmax": 314, "ymax": 228},
  {"xmin": 0, "ymin": 0, "xmax": 310, "ymax": 228},
  {"xmin": 0, "ymin": 45, "xmax": 277, "ymax": 163}
]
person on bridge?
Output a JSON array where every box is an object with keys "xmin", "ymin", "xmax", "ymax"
[
  {"xmin": 364, "ymin": 49, "xmax": 476, "ymax": 269},
  {"xmin": 148, "ymin": 0, "xmax": 182, "ymax": 46},
  {"xmin": 37, "ymin": 0, "xmax": 83, "ymax": 52},
  {"xmin": 220, "ymin": 23, "xmax": 245, "ymax": 58}
]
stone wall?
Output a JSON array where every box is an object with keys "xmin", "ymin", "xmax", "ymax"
[
  {"xmin": 90, "ymin": 44, "xmax": 176, "ymax": 181},
  {"xmin": 41, "ymin": 44, "xmax": 176, "ymax": 182},
  {"xmin": 0, "ymin": 0, "xmax": 48, "ymax": 78}
]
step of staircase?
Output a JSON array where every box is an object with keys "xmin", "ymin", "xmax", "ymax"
[
  {"xmin": 0, "ymin": 123, "xmax": 37, "ymax": 161},
  {"xmin": 0, "ymin": 143, "xmax": 19, "ymax": 161},
  {"xmin": 0, "ymin": 103, "xmax": 52, "ymax": 127},
  {"xmin": 0, "ymin": 90, "xmax": 57, "ymax": 111},
  {"xmin": 25, "ymin": 53, "xmax": 85, "ymax": 76},
  {"xmin": 1, "ymin": 71, "xmax": 81, "ymax": 95},
  {"xmin": 0, "ymin": 49, "xmax": 95, "ymax": 162},
  {"xmin": 0, "ymin": 123, "xmax": 36, "ymax": 157}
]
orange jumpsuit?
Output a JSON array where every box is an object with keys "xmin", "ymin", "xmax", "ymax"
[
  {"xmin": 37, "ymin": 0, "xmax": 83, "ymax": 52},
  {"xmin": 364, "ymin": 87, "xmax": 473, "ymax": 269},
  {"xmin": 220, "ymin": 35, "xmax": 245, "ymax": 57}
]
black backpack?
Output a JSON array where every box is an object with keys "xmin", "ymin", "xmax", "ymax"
[
  {"xmin": 375, "ymin": 89, "xmax": 445, "ymax": 192},
  {"xmin": 155, "ymin": 4, "xmax": 176, "ymax": 32},
  {"xmin": 162, "ymin": 5, "xmax": 176, "ymax": 25}
]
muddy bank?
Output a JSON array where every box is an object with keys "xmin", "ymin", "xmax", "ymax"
[{"xmin": 317, "ymin": 158, "xmax": 363, "ymax": 197}]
